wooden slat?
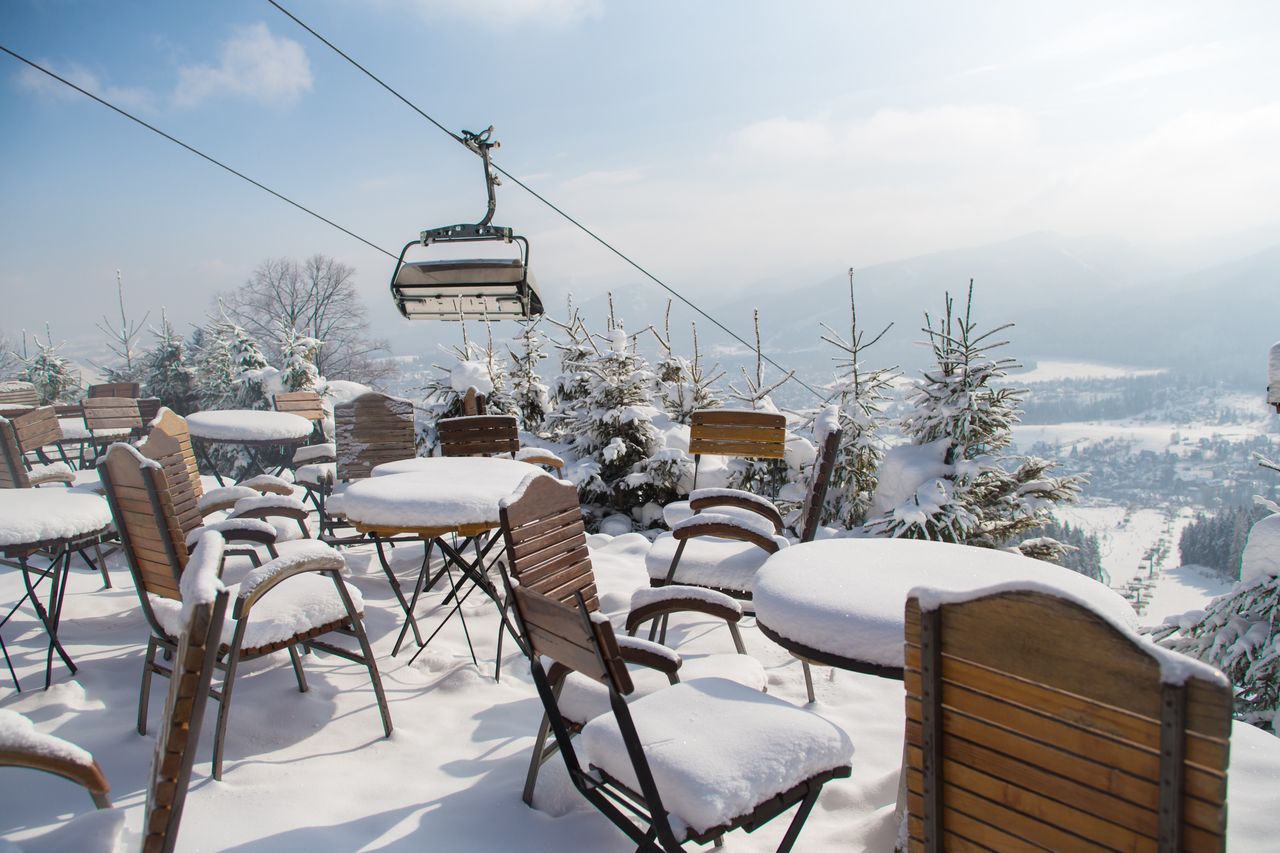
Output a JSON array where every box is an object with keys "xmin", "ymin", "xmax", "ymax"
[
  {"xmin": 88, "ymin": 382, "xmax": 141, "ymax": 398},
  {"xmin": 687, "ymin": 440, "xmax": 787, "ymax": 459},
  {"xmin": 689, "ymin": 425, "xmax": 788, "ymax": 444},
  {"xmin": 691, "ymin": 410, "xmax": 786, "ymax": 428},
  {"xmin": 274, "ymin": 391, "xmax": 325, "ymax": 421},
  {"xmin": 12, "ymin": 406, "xmax": 63, "ymax": 451},
  {"xmin": 519, "ymin": 547, "xmax": 593, "ymax": 590}
]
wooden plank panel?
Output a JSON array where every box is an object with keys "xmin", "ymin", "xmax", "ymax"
[
  {"xmin": 519, "ymin": 548, "xmax": 593, "ymax": 590},
  {"xmin": 508, "ymin": 506, "xmax": 584, "ymax": 542},
  {"xmin": 689, "ymin": 425, "xmax": 787, "ymax": 443},
  {"xmin": 691, "ymin": 410, "xmax": 786, "ymax": 427},
  {"xmin": 687, "ymin": 440, "xmax": 787, "ymax": 459}
]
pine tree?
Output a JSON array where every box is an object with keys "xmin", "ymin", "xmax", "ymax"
[
  {"xmin": 142, "ymin": 309, "xmax": 197, "ymax": 414},
  {"xmin": 866, "ymin": 282, "xmax": 1084, "ymax": 552},
  {"xmin": 95, "ymin": 269, "xmax": 148, "ymax": 383},
  {"xmin": 652, "ymin": 303, "xmax": 723, "ymax": 425},
  {"xmin": 227, "ymin": 320, "xmax": 274, "ymax": 410},
  {"xmin": 819, "ymin": 270, "xmax": 897, "ymax": 527},
  {"xmin": 507, "ymin": 317, "xmax": 552, "ymax": 434},
  {"xmin": 18, "ymin": 325, "xmax": 81, "ymax": 404},
  {"xmin": 193, "ymin": 319, "xmax": 239, "ymax": 410},
  {"xmin": 276, "ymin": 321, "xmax": 322, "ymax": 392},
  {"xmin": 726, "ymin": 310, "xmax": 794, "ymax": 498},
  {"xmin": 546, "ymin": 301, "xmax": 596, "ymax": 443}
]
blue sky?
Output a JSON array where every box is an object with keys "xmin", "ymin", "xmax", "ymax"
[{"xmin": 2, "ymin": 1, "xmax": 1278, "ymax": 359}]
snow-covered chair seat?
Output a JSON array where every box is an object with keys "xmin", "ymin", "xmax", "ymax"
[
  {"xmin": 99, "ymin": 444, "xmax": 392, "ymax": 780},
  {"xmin": 27, "ymin": 461, "xmax": 75, "ymax": 487},
  {"xmin": 903, "ymin": 582, "xmax": 1233, "ymax": 851},
  {"xmin": 292, "ymin": 442, "xmax": 336, "ymax": 466},
  {"xmin": 295, "ymin": 462, "xmax": 336, "ymax": 488},
  {"xmin": 581, "ymin": 678, "xmax": 852, "ymax": 841},
  {"xmin": 649, "ymin": 410, "xmax": 842, "ymax": 603}
]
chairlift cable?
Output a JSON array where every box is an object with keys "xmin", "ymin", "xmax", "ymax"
[
  {"xmin": 0, "ymin": 44, "xmax": 399, "ymax": 262},
  {"xmin": 265, "ymin": 0, "xmax": 826, "ymax": 401}
]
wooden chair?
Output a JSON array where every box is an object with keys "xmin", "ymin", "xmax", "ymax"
[
  {"xmin": 98, "ymin": 442, "xmax": 392, "ymax": 779},
  {"xmin": 904, "ymin": 586, "xmax": 1232, "ymax": 852},
  {"xmin": 0, "ymin": 709, "xmax": 112, "ymax": 808},
  {"xmin": 81, "ymin": 396, "xmax": 142, "ymax": 465},
  {"xmin": 274, "ymin": 390, "xmax": 327, "ymax": 443},
  {"xmin": 0, "ymin": 380, "xmax": 39, "ymax": 409},
  {"xmin": 496, "ymin": 472, "xmax": 765, "ymax": 804},
  {"xmin": 647, "ymin": 416, "xmax": 842, "ymax": 600},
  {"xmin": 688, "ymin": 408, "xmax": 787, "ymax": 489},
  {"xmin": 461, "ymin": 386, "xmax": 486, "ymax": 416},
  {"xmin": 0, "ymin": 411, "xmax": 74, "ymax": 488},
  {"xmin": 438, "ymin": 414, "xmax": 564, "ymax": 472},
  {"xmin": 87, "ymin": 381, "xmax": 141, "ymax": 398},
  {"xmin": 499, "ymin": 474, "xmax": 851, "ymax": 851},
  {"xmin": 143, "ymin": 407, "xmax": 307, "ymax": 537}
]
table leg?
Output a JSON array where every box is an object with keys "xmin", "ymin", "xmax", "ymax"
[
  {"xmin": 194, "ymin": 439, "xmax": 229, "ymax": 487},
  {"xmin": 372, "ymin": 536, "xmax": 423, "ymax": 648},
  {"xmin": 392, "ymin": 540, "xmax": 435, "ymax": 657},
  {"xmin": 19, "ymin": 552, "xmax": 76, "ymax": 688}
]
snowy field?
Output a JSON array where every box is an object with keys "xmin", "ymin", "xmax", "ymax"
[
  {"xmin": 1010, "ymin": 360, "xmax": 1166, "ymax": 384},
  {"xmin": 1011, "ymin": 420, "xmax": 1272, "ymax": 456},
  {"xmin": 1, "ymin": 524, "xmax": 1277, "ymax": 850}
]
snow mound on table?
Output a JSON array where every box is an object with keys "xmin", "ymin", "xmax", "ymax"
[
  {"xmin": 185, "ymin": 410, "xmax": 313, "ymax": 441},
  {"xmin": 1241, "ymin": 513, "xmax": 1280, "ymax": 583},
  {"xmin": 0, "ymin": 709, "xmax": 95, "ymax": 768},
  {"xmin": 581, "ymin": 678, "xmax": 852, "ymax": 835}
]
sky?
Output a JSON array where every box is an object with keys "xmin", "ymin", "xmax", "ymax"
[{"xmin": 2, "ymin": 0, "xmax": 1279, "ymax": 362}]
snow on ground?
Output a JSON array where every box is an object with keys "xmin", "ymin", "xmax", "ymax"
[
  {"xmin": 1010, "ymin": 359, "xmax": 1166, "ymax": 384},
  {"xmin": 0, "ymin": 512, "xmax": 1273, "ymax": 850}
]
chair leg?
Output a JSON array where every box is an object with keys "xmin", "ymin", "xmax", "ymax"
[
  {"xmin": 775, "ymin": 783, "xmax": 823, "ymax": 853},
  {"xmin": 288, "ymin": 644, "xmax": 308, "ymax": 692},
  {"xmin": 335, "ymin": 576, "xmax": 393, "ymax": 738},
  {"xmin": 214, "ymin": 631, "xmax": 246, "ymax": 781},
  {"xmin": 137, "ymin": 636, "xmax": 158, "ymax": 735},
  {"xmin": 521, "ymin": 711, "xmax": 557, "ymax": 806},
  {"xmin": 802, "ymin": 661, "xmax": 816, "ymax": 704},
  {"xmin": 92, "ymin": 543, "xmax": 111, "ymax": 588}
]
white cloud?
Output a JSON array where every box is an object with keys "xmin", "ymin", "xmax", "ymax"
[
  {"xmin": 561, "ymin": 168, "xmax": 643, "ymax": 190},
  {"xmin": 14, "ymin": 60, "xmax": 155, "ymax": 111},
  {"xmin": 174, "ymin": 23, "xmax": 312, "ymax": 107},
  {"xmin": 411, "ymin": 0, "xmax": 601, "ymax": 28}
]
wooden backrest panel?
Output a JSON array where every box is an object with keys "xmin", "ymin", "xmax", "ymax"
[
  {"xmin": 138, "ymin": 397, "xmax": 163, "ymax": 424},
  {"xmin": 83, "ymin": 396, "xmax": 143, "ymax": 432},
  {"xmin": 0, "ymin": 418, "xmax": 32, "ymax": 489},
  {"xmin": 274, "ymin": 390, "xmax": 325, "ymax": 422},
  {"xmin": 438, "ymin": 415, "xmax": 520, "ymax": 457},
  {"xmin": 100, "ymin": 444, "xmax": 187, "ymax": 600},
  {"xmin": 88, "ymin": 382, "xmax": 141, "ymax": 399},
  {"xmin": 500, "ymin": 476, "xmax": 630, "ymax": 691},
  {"xmin": 0, "ymin": 381, "xmax": 39, "ymax": 407},
  {"xmin": 461, "ymin": 387, "xmax": 487, "ymax": 416},
  {"xmin": 689, "ymin": 409, "xmax": 787, "ymax": 460},
  {"xmin": 904, "ymin": 589, "xmax": 1231, "ymax": 853},
  {"xmin": 143, "ymin": 585, "xmax": 227, "ymax": 853},
  {"xmin": 334, "ymin": 392, "xmax": 416, "ymax": 481},
  {"xmin": 799, "ymin": 424, "xmax": 842, "ymax": 543},
  {"xmin": 139, "ymin": 423, "xmax": 204, "ymax": 537},
  {"xmin": 12, "ymin": 406, "xmax": 64, "ymax": 453}
]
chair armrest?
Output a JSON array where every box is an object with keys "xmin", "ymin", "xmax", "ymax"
[
  {"xmin": 0, "ymin": 712, "xmax": 112, "ymax": 808},
  {"xmin": 235, "ymin": 474, "xmax": 295, "ymax": 495},
  {"xmin": 514, "ymin": 447, "xmax": 565, "ymax": 471},
  {"xmin": 188, "ymin": 518, "xmax": 277, "ymax": 550},
  {"xmin": 614, "ymin": 635, "xmax": 681, "ymax": 676},
  {"xmin": 199, "ymin": 485, "xmax": 260, "ymax": 515},
  {"xmin": 234, "ymin": 541, "xmax": 345, "ymax": 618},
  {"xmin": 624, "ymin": 586, "xmax": 744, "ymax": 635},
  {"xmin": 670, "ymin": 512, "xmax": 786, "ymax": 553},
  {"xmin": 230, "ymin": 494, "xmax": 309, "ymax": 521},
  {"xmin": 688, "ymin": 487, "xmax": 783, "ymax": 533}
]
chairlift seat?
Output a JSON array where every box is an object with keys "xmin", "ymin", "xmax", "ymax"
[{"xmin": 392, "ymin": 258, "xmax": 542, "ymax": 320}]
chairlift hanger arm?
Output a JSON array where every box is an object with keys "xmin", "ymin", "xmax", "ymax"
[{"xmin": 418, "ymin": 125, "xmax": 513, "ymax": 244}]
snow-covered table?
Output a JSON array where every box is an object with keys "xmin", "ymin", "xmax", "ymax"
[
  {"xmin": 339, "ymin": 457, "xmax": 548, "ymax": 670},
  {"xmin": 754, "ymin": 538, "xmax": 1137, "ymax": 679},
  {"xmin": 0, "ymin": 490, "xmax": 113, "ymax": 689},
  {"xmin": 186, "ymin": 409, "xmax": 313, "ymax": 486}
]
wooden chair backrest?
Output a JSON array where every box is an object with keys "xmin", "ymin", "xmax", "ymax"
[
  {"xmin": 138, "ymin": 397, "xmax": 163, "ymax": 425},
  {"xmin": 461, "ymin": 386, "xmax": 487, "ymax": 416},
  {"xmin": 499, "ymin": 475, "xmax": 631, "ymax": 691},
  {"xmin": 904, "ymin": 589, "xmax": 1232, "ymax": 853},
  {"xmin": 88, "ymin": 381, "xmax": 142, "ymax": 398},
  {"xmin": 99, "ymin": 443, "xmax": 187, "ymax": 601},
  {"xmin": 0, "ymin": 381, "xmax": 39, "ymax": 407},
  {"xmin": 12, "ymin": 405, "xmax": 64, "ymax": 454},
  {"xmin": 83, "ymin": 396, "xmax": 143, "ymax": 434},
  {"xmin": 334, "ymin": 392, "xmax": 416, "ymax": 481},
  {"xmin": 798, "ymin": 425, "xmax": 842, "ymax": 543},
  {"xmin": 688, "ymin": 409, "xmax": 787, "ymax": 460},
  {"xmin": 140, "ymin": 412, "xmax": 205, "ymax": 537},
  {"xmin": 438, "ymin": 415, "xmax": 519, "ymax": 458},
  {"xmin": 143, "ymin": 581, "xmax": 228, "ymax": 853},
  {"xmin": 274, "ymin": 390, "xmax": 326, "ymax": 423},
  {"xmin": 0, "ymin": 418, "xmax": 31, "ymax": 489}
]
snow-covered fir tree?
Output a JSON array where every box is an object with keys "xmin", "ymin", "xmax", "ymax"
[
  {"xmin": 865, "ymin": 282, "xmax": 1083, "ymax": 554},
  {"xmin": 819, "ymin": 272, "xmax": 896, "ymax": 527},
  {"xmin": 193, "ymin": 318, "xmax": 239, "ymax": 410},
  {"xmin": 546, "ymin": 302, "xmax": 595, "ymax": 443},
  {"xmin": 276, "ymin": 321, "xmax": 322, "ymax": 392},
  {"xmin": 18, "ymin": 326, "xmax": 81, "ymax": 404},
  {"xmin": 652, "ymin": 303, "xmax": 722, "ymax": 425},
  {"xmin": 95, "ymin": 270, "xmax": 148, "ymax": 383},
  {"xmin": 725, "ymin": 310, "xmax": 795, "ymax": 499},
  {"xmin": 226, "ymin": 320, "xmax": 274, "ymax": 410},
  {"xmin": 142, "ymin": 309, "xmax": 197, "ymax": 414},
  {"xmin": 507, "ymin": 317, "xmax": 552, "ymax": 434}
]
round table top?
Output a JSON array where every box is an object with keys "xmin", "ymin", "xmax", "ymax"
[
  {"xmin": 341, "ymin": 457, "xmax": 546, "ymax": 530},
  {"xmin": 754, "ymin": 537, "xmax": 1137, "ymax": 673},
  {"xmin": 0, "ymin": 489, "xmax": 113, "ymax": 549},
  {"xmin": 186, "ymin": 410, "xmax": 313, "ymax": 442}
]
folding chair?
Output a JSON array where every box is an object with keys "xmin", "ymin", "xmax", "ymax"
[{"xmin": 500, "ymin": 474, "xmax": 852, "ymax": 851}]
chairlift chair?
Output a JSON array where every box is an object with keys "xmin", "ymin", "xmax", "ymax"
[{"xmin": 391, "ymin": 127, "xmax": 543, "ymax": 321}]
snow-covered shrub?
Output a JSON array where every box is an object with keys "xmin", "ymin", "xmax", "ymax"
[
  {"xmin": 276, "ymin": 322, "xmax": 322, "ymax": 393},
  {"xmin": 18, "ymin": 326, "xmax": 81, "ymax": 404},
  {"xmin": 507, "ymin": 318, "xmax": 552, "ymax": 434},
  {"xmin": 142, "ymin": 310, "xmax": 197, "ymax": 414},
  {"xmin": 546, "ymin": 304, "xmax": 594, "ymax": 443}
]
